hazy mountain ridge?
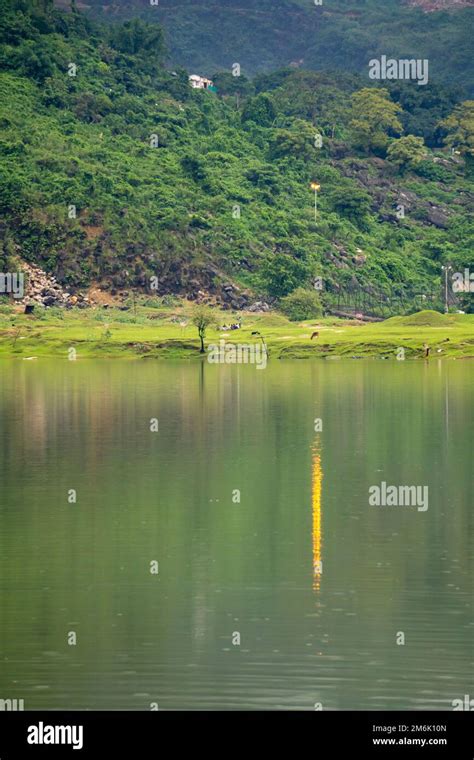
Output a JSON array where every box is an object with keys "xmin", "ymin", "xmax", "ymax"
[{"xmin": 81, "ymin": 0, "xmax": 474, "ymax": 89}]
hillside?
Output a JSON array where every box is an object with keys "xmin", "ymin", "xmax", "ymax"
[
  {"xmin": 406, "ymin": 0, "xmax": 474, "ymax": 9},
  {"xmin": 83, "ymin": 0, "xmax": 474, "ymax": 90},
  {"xmin": 1, "ymin": 0, "xmax": 473, "ymax": 315}
]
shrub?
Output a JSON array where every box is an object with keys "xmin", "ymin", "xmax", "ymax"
[
  {"xmin": 261, "ymin": 253, "xmax": 309, "ymax": 298},
  {"xmin": 280, "ymin": 288, "xmax": 322, "ymax": 321}
]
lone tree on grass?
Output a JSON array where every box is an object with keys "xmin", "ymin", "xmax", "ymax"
[{"xmin": 191, "ymin": 304, "xmax": 217, "ymax": 353}]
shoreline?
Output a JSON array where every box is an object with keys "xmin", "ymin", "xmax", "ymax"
[{"xmin": 0, "ymin": 307, "xmax": 472, "ymax": 361}]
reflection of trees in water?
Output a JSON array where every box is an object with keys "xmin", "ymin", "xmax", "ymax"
[{"xmin": 1, "ymin": 360, "xmax": 473, "ymax": 707}]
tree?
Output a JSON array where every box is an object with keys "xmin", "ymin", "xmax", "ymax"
[
  {"xmin": 270, "ymin": 119, "xmax": 320, "ymax": 160},
  {"xmin": 261, "ymin": 253, "xmax": 309, "ymax": 298},
  {"xmin": 241, "ymin": 94, "xmax": 276, "ymax": 127},
  {"xmin": 0, "ymin": 236, "xmax": 17, "ymax": 273},
  {"xmin": 440, "ymin": 101, "xmax": 474, "ymax": 176},
  {"xmin": 13, "ymin": 38, "xmax": 56, "ymax": 82},
  {"xmin": 330, "ymin": 186, "xmax": 371, "ymax": 227},
  {"xmin": 191, "ymin": 304, "xmax": 217, "ymax": 353},
  {"xmin": 109, "ymin": 19, "xmax": 165, "ymax": 62},
  {"xmin": 211, "ymin": 72, "xmax": 253, "ymax": 98},
  {"xmin": 181, "ymin": 155, "xmax": 207, "ymax": 183},
  {"xmin": 386, "ymin": 81, "xmax": 458, "ymax": 148},
  {"xmin": 350, "ymin": 88, "xmax": 403, "ymax": 154},
  {"xmin": 280, "ymin": 288, "xmax": 322, "ymax": 321},
  {"xmin": 74, "ymin": 92, "xmax": 112, "ymax": 123},
  {"xmin": 387, "ymin": 136, "xmax": 427, "ymax": 173}
]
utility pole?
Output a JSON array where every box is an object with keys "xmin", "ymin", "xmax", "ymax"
[
  {"xmin": 251, "ymin": 331, "xmax": 268, "ymax": 358},
  {"xmin": 310, "ymin": 182, "xmax": 321, "ymax": 223},
  {"xmin": 441, "ymin": 265, "xmax": 452, "ymax": 314}
]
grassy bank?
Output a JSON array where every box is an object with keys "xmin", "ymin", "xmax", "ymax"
[{"xmin": 0, "ymin": 304, "xmax": 473, "ymax": 361}]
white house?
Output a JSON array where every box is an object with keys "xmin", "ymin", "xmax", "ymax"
[{"xmin": 189, "ymin": 74, "xmax": 215, "ymax": 90}]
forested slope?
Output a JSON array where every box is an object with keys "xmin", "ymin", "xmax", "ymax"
[
  {"xmin": 1, "ymin": 0, "xmax": 473, "ymax": 310},
  {"xmin": 84, "ymin": 0, "xmax": 474, "ymax": 91}
]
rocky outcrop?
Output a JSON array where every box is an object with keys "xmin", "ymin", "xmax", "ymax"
[
  {"xmin": 247, "ymin": 301, "xmax": 271, "ymax": 313},
  {"xmin": 17, "ymin": 262, "xmax": 89, "ymax": 308},
  {"xmin": 338, "ymin": 157, "xmax": 456, "ymax": 227},
  {"xmin": 404, "ymin": 0, "xmax": 474, "ymax": 10},
  {"xmin": 14, "ymin": 260, "xmax": 265, "ymax": 312}
]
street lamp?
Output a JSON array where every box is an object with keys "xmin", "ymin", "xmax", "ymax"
[
  {"xmin": 310, "ymin": 182, "xmax": 321, "ymax": 223},
  {"xmin": 251, "ymin": 330, "xmax": 268, "ymax": 357},
  {"xmin": 441, "ymin": 265, "xmax": 452, "ymax": 314}
]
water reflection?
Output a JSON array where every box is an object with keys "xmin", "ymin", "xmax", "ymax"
[
  {"xmin": 0, "ymin": 360, "xmax": 472, "ymax": 710},
  {"xmin": 312, "ymin": 437, "xmax": 323, "ymax": 592}
]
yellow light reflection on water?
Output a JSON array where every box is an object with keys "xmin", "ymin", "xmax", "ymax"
[{"xmin": 312, "ymin": 439, "xmax": 323, "ymax": 592}]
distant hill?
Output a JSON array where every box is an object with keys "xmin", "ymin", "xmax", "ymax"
[{"xmin": 80, "ymin": 0, "xmax": 474, "ymax": 91}]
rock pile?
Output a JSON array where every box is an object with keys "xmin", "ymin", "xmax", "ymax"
[
  {"xmin": 247, "ymin": 301, "xmax": 271, "ymax": 313},
  {"xmin": 13, "ymin": 261, "xmax": 270, "ymax": 312},
  {"xmin": 17, "ymin": 263, "xmax": 89, "ymax": 308},
  {"xmin": 219, "ymin": 283, "xmax": 251, "ymax": 310}
]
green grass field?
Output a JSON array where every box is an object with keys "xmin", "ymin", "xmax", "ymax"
[{"xmin": 0, "ymin": 304, "xmax": 473, "ymax": 361}]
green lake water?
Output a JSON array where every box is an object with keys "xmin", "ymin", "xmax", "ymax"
[{"xmin": 0, "ymin": 359, "xmax": 472, "ymax": 710}]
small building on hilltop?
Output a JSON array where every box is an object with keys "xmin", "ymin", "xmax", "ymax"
[{"xmin": 189, "ymin": 74, "xmax": 217, "ymax": 92}]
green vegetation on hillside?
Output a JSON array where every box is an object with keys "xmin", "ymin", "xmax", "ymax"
[
  {"xmin": 0, "ymin": 0, "xmax": 473, "ymax": 315},
  {"xmin": 86, "ymin": 0, "xmax": 474, "ymax": 92}
]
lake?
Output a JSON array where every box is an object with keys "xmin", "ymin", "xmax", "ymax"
[{"xmin": 0, "ymin": 359, "xmax": 472, "ymax": 710}]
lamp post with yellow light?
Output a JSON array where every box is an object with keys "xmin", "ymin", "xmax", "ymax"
[{"xmin": 310, "ymin": 181, "xmax": 321, "ymax": 223}]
